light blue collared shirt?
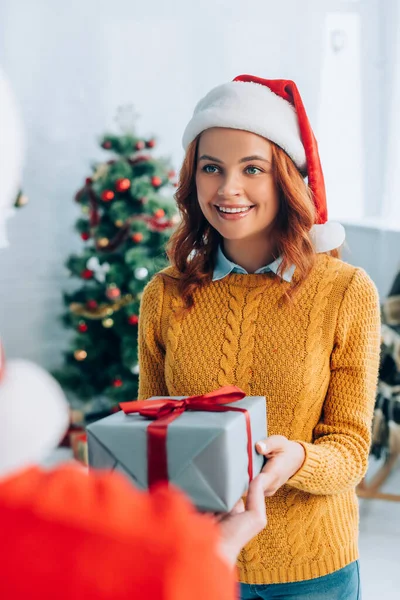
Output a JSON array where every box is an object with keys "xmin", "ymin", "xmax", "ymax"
[{"xmin": 212, "ymin": 246, "xmax": 296, "ymax": 283}]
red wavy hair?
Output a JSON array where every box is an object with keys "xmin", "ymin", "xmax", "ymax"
[{"xmin": 165, "ymin": 135, "xmax": 340, "ymax": 309}]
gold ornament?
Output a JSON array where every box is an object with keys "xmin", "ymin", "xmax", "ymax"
[
  {"xmin": 74, "ymin": 349, "xmax": 87, "ymax": 361},
  {"xmin": 102, "ymin": 317, "xmax": 114, "ymax": 328},
  {"xmin": 97, "ymin": 237, "xmax": 110, "ymax": 248},
  {"xmin": 15, "ymin": 193, "xmax": 29, "ymax": 207},
  {"xmin": 91, "ymin": 163, "xmax": 110, "ymax": 181},
  {"xmin": 115, "ymin": 219, "xmax": 124, "ymax": 228},
  {"xmin": 69, "ymin": 294, "xmax": 135, "ymax": 319}
]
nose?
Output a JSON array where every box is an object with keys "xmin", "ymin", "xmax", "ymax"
[{"xmin": 217, "ymin": 172, "xmax": 242, "ymax": 198}]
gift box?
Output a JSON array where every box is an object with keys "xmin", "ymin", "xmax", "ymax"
[{"xmin": 87, "ymin": 387, "xmax": 267, "ymax": 512}]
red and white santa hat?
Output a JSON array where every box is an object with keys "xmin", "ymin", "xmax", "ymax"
[{"xmin": 182, "ymin": 74, "xmax": 345, "ymax": 252}]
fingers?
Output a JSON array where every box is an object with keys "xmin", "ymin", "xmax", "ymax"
[
  {"xmin": 257, "ymin": 471, "xmax": 281, "ymax": 497},
  {"xmin": 256, "ymin": 435, "xmax": 288, "ymax": 456},
  {"xmin": 245, "ymin": 476, "xmax": 267, "ymax": 526}
]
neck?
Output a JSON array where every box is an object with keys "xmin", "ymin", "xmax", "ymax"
[{"xmin": 223, "ymin": 236, "xmax": 278, "ymax": 273}]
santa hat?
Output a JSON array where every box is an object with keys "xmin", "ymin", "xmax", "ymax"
[{"xmin": 182, "ymin": 74, "xmax": 345, "ymax": 252}]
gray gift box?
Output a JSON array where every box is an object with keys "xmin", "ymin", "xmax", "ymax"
[{"xmin": 87, "ymin": 395, "xmax": 267, "ymax": 512}]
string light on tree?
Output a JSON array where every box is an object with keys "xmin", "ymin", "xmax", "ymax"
[
  {"xmin": 128, "ymin": 314, "xmax": 139, "ymax": 326},
  {"xmin": 131, "ymin": 364, "xmax": 140, "ymax": 375},
  {"xmin": 81, "ymin": 232, "xmax": 90, "ymax": 241},
  {"xmin": 77, "ymin": 322, "xmax": 88, "ymax": 333},
  {"xmin": 112, "ymin": 378, "xmax": 123, "ymax": 388}
]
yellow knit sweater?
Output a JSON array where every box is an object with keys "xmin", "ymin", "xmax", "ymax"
[{"xmin": 138, "ymin": 254, "xmax": 381, "ymax": 585}]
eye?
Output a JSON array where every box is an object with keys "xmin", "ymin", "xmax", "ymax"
[
  {"xmin": 245, "ymin": 165, "xmax": 263, "ymax": 175},
  {"xmin": 202, "ymin": 164, "xmax": 220, "ymax": 174}
]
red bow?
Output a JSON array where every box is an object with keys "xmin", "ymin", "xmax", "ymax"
[{"xmin": 120, "ymin": 386, "xmax": 253, "ymax": 487}]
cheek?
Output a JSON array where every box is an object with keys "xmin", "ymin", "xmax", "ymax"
[{"xmin": 196, "ymin": 177, "xmax": 216, "ymax": 207}]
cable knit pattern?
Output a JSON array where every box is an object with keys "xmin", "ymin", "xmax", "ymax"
[{"xmin": 138, "ymin": 254, "xmax": 381, "ymax": 585}]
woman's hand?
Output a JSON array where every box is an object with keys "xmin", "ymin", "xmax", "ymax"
[
  {"xmin": 216, "ymin": 475, "xmax": 267, "ymax": 567},
  {"xmin": 256, "ymin": 435, "xmax": 306, "ymax": 497}
]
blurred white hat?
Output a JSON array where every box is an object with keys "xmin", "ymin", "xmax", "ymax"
[{"xmin": 0, "ymin": 69, "xmax": 69, "ymax": 478}]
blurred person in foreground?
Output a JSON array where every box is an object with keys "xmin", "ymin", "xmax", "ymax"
[{"xmin": 0, "ymin": 66, "xmax": 266, "ymax": 599}]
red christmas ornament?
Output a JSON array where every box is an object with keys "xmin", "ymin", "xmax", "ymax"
[
  {"xmin": 102, "ymin": 140, "xmax": 112, "ymax": 149},
  {"xmin": 135, "ymin": 141, "xmax": 145, "ymax": 151},
  {"xmin": 85, "ymin": 177, "xmax": 93, "ymax": 185},
  {"xmin": 146, "ymin": 139, "xmax": 156, "ymax": 148},
  {"xmin": 81, "ymin": 232, "xmax": 90, "ymax": 241},
  {"xmin": 78, "ymin": 322, "xmax": 88, "ymax": 333},
  {"xmin": 106, "ymin": 286, "xmax": 121, "ymax": 300},
  {"xmin": 81, "ymin": 269, "xmax": 94, "ymax": 280},
  {"xmin": 101, "ymin": 190, "xmax": 115, "ymax": 202},
  {"xmin": 131, "ymin": 232, "xmax": 143, "ymax": 243},
  {"xmin": 128, "ymin": 315, "xmax": 139, "ymax": 326},
  {"xmin": 151, "ymin": 176, "xmax": 163, "ymax": 188},
  {"xmin": 154, "ymin": 208, "xmax": 165, "ymax": 219},
  {"xmin": 86, "ymin": 300, "xmax": 98, "ymax": 310},
  {"xmin": 113, "ymin": 378, "xmax": 123, "ymax": 388},
  {"xmin": 115, "ymin": 178, "xmax": 131, "ymax": 192}
]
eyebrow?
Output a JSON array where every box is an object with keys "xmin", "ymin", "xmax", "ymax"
[{"xmin": 198, "ymin": 154, "xmax": 271, "ymax": 164}]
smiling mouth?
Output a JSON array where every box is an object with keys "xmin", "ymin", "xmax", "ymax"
[{"xmin": 214, "ymin": 205, "xmax": 255, "ymax": 214}]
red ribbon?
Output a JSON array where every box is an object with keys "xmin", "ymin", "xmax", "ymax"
[{"xmin": 120, "ymin": 386, "xmax": 253, "ymax": 487}]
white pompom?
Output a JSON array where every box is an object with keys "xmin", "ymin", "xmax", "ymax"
[
  {"xmin": 310, "ymin": 221, "xmax": 346, "ymax": 253},
  {"xmin": 0, "ymin": 359, "xmax": 69, "ymax": 478}
]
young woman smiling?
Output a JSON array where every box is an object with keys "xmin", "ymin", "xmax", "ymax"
[{"xmin": 138, "ymin": 75, "xmax": 381, "ymax": 599}]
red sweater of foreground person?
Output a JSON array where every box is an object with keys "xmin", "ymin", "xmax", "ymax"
[{"xmin": 0, "ymin": 464, "xmax": 236, "ymax": 600}]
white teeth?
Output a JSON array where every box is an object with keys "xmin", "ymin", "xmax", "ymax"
[{"xmin": 216, "ymin": 206, "xmax": 252, "ymax": 214}]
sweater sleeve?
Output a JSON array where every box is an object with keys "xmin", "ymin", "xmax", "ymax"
[
  {"xmin": 288, "ymin": 268, "xmax": 381, "ymax": 495},
  {"xmin": 138, "ymin": 274, "xmax": 169, "ymax": 400}
]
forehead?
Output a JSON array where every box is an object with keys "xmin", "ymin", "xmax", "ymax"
[{"xmin": 198, "ymin": 127, "xmax": 272, "ymax": 158}]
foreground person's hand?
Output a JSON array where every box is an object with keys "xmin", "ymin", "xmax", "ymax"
[{"xmin": 217, "ymin": 475, "xmax": 267, "ymax": 567}]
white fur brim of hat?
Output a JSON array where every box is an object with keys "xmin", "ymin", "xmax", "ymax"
[
  {"xmin": 0, "ymin": 359, "xmax": 69, "ymax": 478},
  {"xmin": 182, "ymin": 80, "xmax": 307, "ymax": 172}
]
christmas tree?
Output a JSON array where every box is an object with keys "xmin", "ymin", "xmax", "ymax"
[{"xmin": 54, "ymin": 114, "xmax": 177, "ymax": 408}]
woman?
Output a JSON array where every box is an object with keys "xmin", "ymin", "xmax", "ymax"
[{"xmin": 138, "ymin": 75, "xmax": 381, "ymax": 599}]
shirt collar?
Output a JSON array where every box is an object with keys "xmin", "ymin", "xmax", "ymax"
[{"xmin": 212, "ymin": 246, "xmax": 296, "ymax": 283}]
